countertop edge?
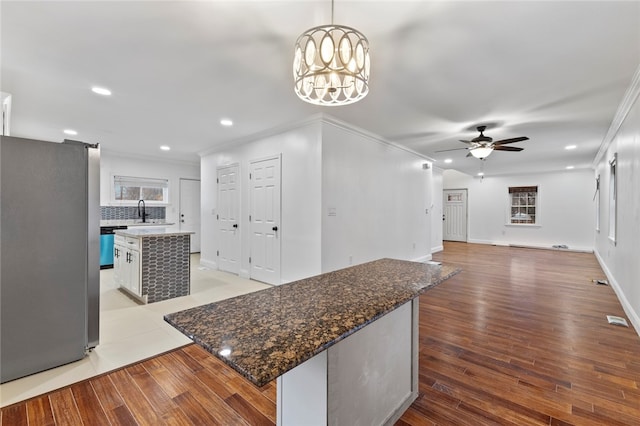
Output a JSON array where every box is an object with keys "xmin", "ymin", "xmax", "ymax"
[
  {"xmin": 115, "ymin": 229, "xmax": 195, "ymax": 237},
  {"xmin": 165, "ymin": 264, "xmax": 462, "ymax": 387}
]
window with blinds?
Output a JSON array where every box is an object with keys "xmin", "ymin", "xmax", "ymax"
[
  {"xmin": 113, "ymin": 175, "xmax": 169, "ymax": 203},
  {"xmin": 509, "ymin": 186, "xmax": 537, "ymax": 224}
]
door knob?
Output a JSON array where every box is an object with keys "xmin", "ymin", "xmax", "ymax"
[
  {"xmin": 181, "ymin": 219, "xmax": 185, "ymax": 223},
  {"xmin": 233, "ymin": 224, "xmax": 238, "ymax": 228},
  {"xmin": 272, "ymin": 226, "xmax": 278, "ymax": 232},
  {"xmin": 181, "ymin": 214, "xmax": 184, "ymax": 217}
]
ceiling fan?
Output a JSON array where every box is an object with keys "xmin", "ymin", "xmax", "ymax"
[{"xmin": 437, "ymin": 126, "xmax": 529, "ymax": 160}]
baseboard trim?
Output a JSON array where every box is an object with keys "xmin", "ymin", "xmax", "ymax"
[
  {"xmin": 594, "ymin": 249, "xmax": 640, "ymax": 337},
  {"xmin": 239, "ymin": 269, "xmax": 250, "ymax": 279},
  {"xmin": 412, "ymin": 254, "xmax": 432, "ymax": 263},
  {"xmin": 199, "ymin": 258, "xmax": 217, "ymax": 270},
  {"xmin": 465, "ymin": 239, "xmax": 593, "ymax": 253},
  {"xmin": 431, "ymin": 245, "xmax": 444, "ymax": 254},
  {"xmin": 508, "ymin": 244, "xmax": 593, "ymax": 254}
]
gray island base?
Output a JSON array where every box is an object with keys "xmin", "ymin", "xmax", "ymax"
[
  {"xmin": 165, "ymin": 258, "xmax": 460, "ymax": 425},
  {"xmin": 114, "ymin": 228, "xmax": 193, "ymax": 304}
]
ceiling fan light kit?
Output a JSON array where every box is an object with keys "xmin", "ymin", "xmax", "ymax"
[
  {"xmin": 447, "ymin": 125, "xmax": 529, "ymax": 160},
  {"xmin": 470, "ymin": 146, "xmax": 493, "ymax": 159},
  {"xmin": 293, "ymin": 0, "xmax": 370, "ymax": 106}
]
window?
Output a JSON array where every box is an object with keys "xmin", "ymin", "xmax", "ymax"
[
  {"xmin": 113, "ymin": 175, "xmax": 169, "ymax": 204},
  {"xmin": 609, "ymin": 155, "xmax": 617, "ymax": 243},
  {"xmin": 595, "ymin": 175, "xmax": 600, "ymax": 232},
  {"xmin": 509, "ymin": 186, "xmax": 537, "ymax": 224}
]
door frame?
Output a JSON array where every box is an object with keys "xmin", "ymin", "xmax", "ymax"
[
  {"xmin": 216, "ymin": 163, "xmax": 241, "ymax": 275},
  {"xmin": 249, "ymin": 154, "xmax": 282, "ymax": 285},
  {"xmin": 443, "ymin": 188, "xmax": 468, "ymax": 242},
  {"xmin": 179, "ymin": 177, "xmax": 201, "ymax": 253}
]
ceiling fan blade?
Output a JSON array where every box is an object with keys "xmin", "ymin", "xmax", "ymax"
[
  {"xmin": 435, "ymin": 147, "xmax": 468, "ymax": 153},
  {"xmin": 493, "ymin": 136, "xmax": 529, "ymax": 146},
  {"xmin": 459, "ymin": 140, "xmax": 474, "ymax": 145},
  {"xmin": 493, "ymin": 146, "xmax": 524, "ymax": 152},
  {"xmin": 466, "ymin": 151, "xmax": 473, "ymax": 157}
]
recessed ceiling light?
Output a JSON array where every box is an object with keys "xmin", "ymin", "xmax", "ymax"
[
  {"xmin": 220, "ymin": 118, "xmax": 233, "ymax": 127},
  {"xmin": 91, "ymin": 86, "xmax": 112, "ymax": 96},
  {"xmin": 63, "ymin": 129, "xmax": 77, "ymax": 135},
  {"xmin": 444, "ymin": 158, "xmax": 453, "ymax": 164},
  {"xmin": 566, "ymin": 166, "xmax": 574, "ymax": 170},
  {"xmin": 160, "ymin": 145, "xmax": 171, "ymax": 151},
  {"xmin": 477, "ymin": 172, "xmax": 484, "ymax": 176},
  {"xmin": 565, "ymin": 145, "xmax": 577, "ymax": 150}
]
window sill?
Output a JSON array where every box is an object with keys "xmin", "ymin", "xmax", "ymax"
[{"xmin": 505, "ymin": 223, "xmax": 541, "ymax": 228}]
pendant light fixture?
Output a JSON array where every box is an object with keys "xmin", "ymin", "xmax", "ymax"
[{"xmin": 293, "ymin": 0, "xmax": 370, "ymax": 106}]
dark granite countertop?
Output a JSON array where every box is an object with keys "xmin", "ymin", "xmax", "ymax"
[{"xmin": 164, "ymin": 258, "xmax": 460, "ymax": 387}]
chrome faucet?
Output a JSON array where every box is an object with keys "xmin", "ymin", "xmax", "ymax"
[{"xmin": 137, "ymin": 199, "xmax": 146, "ymax": 223}]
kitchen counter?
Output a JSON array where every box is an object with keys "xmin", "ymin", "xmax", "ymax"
[
  {"xmin": 114, "ymin": 228, "xmax": 193, "ymax": 303},
  {"xmin": 100, "ymin": 219, "xmax": 174, "ymax": 227},
  {"xmin": 165, "ymin": 258, "xmax": 459, "ymax": 424},
  {"xmin": 165, "ymin": 258, "xmax": 459, "ymax": 386},
  {"xmin": 115, "ymin": 228, "xmax": 193, "ymax": 238}
]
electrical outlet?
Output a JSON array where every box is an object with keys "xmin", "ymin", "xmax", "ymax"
[{"xmin": 349, "ymin": 255, "xmax": 353, "ymax": 265}]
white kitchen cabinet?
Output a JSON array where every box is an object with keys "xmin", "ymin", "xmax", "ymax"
[
  {"xmin": 113, "ymin": 243, "xmax": 124, "ymax": 287},
  {"xmin": 114, "ymin": 235, "xmax": 141, "ymax": 300}
]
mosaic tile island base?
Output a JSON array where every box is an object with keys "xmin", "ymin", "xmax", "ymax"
[
  {"xmin": 115, "ymin": 228, "xmax": 193, "ymax": 304},
  {"xmin": 164, "ymin": 258, "xmax": 460, "ymax": 387}
]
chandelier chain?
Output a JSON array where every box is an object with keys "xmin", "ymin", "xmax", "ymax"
[{"xmin": 331, "ymin": 0, "xmax": 334, "ymax": 25}]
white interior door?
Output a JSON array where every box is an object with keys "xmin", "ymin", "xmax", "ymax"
[
  {"xmin": 249, "ymin": 156, "xmax": 281, "ymax": 285},
  {"xmin": 217, "ymin": 165, "xmax": 240, "ymax": 274},
  {"xmin": 179, "ymin": 178, "xmax": 201, "ymax": 253},
  {"xmin": 443, "ymin": 189, "xmax": 468, "ymax": 242}
]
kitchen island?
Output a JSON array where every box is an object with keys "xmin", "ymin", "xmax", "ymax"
[
  {"xmin": 114, "ymin": 228, "xmax": 193, "ymax": 304},
  {"xmin": 165, "ymin": 258, "xmax": 460, "ymax": 425}
]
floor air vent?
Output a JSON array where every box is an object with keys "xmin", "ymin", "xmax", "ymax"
[{"xmin": 606, "ymin": 315, "xmax": 629, "ymax": 327}]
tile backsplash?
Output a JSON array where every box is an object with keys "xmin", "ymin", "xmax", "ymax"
[{"xmin": 101, "ymin": 206, "xmax": 166, "ymax": 220}]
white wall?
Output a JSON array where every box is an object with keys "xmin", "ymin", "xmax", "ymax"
[
  {"xmin": 321, "ymin": 121, "xmax": 432, "ymax": 273},
  {"xmin": 443, "ymin": 168, "xmax": 595, "ymax": 251},
  {"xmin": 100, "ymin": 151, "xmax": 200, "ymax": 226},
  {"xmin": 431, "ymin": 167, "xmax": 444, "ymax": 253},
  {"xmin": 200, "ymin": 116, "xmax": 434, "ymax": 282},
  {"xmin": 594, "ymin": 83, "xmax": 640, "ymax": 333},
  {"xmin": 200, "ymin": 121, "xmax": 323, "ymax": 283}
]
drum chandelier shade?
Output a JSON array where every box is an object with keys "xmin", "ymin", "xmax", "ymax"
[{"xmin": 293, "ymin": 2, "xmax": 370, "ymax": 106}]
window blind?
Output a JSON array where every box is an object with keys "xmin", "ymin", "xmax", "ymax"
[
  {"xmin": 114, "ymin": 175, "xmax": 168, "ymax": 189},
  {"xmin": 508, "ymin": 186, "xmax": 537, "ymax": 193}
]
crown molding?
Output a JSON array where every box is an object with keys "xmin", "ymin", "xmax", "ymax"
[
  {"xmin": 101, "ymin": 148, "xmax": 200, "ymax": 167},
  {"xmin": 199, "ymin": 112, "xmax": 436, "ymax": 163},
  {"xmin": 592, "ymin": 63, "xmax": 640, "ymax": 167},
  {"xmin": 319, "ymin": 114, "xmax": 436, "ymax": 162},
  {"xmin": 197, "ymin": 114, "xmax": 324, "ymax": 157}
]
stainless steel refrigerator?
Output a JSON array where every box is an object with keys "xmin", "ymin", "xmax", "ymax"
[{"xmin": 1, "ymin": 135, "xmax": 100, "ymax": 383}]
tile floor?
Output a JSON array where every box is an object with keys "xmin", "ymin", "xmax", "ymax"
[{"xmin": 0, "ymin": 255, "xmax": 269, "ymax": 407}]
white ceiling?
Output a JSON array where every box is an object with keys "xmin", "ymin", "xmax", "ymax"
[{"xmin": 2, "ymin": 1, "xmax": 639, "ymax": 176}]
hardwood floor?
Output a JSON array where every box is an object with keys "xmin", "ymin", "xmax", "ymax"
[
  {"xmin": 2, "ymin": 242, "xmax": 639, "ymax": 425},
  {"xmin": 400, "ymin": 242, "xmax": 640, "ymax": 425}
]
